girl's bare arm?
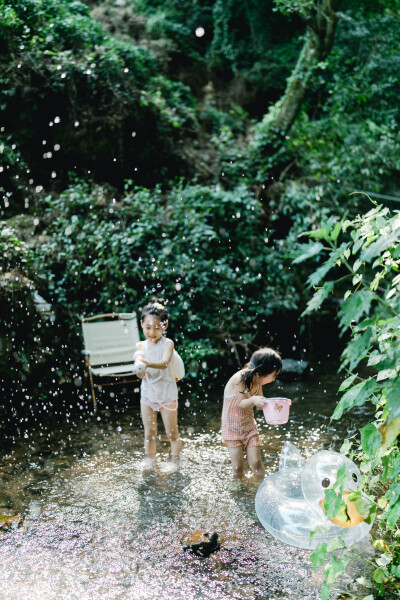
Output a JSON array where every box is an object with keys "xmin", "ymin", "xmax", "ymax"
[{"xmin": 233, "ymin": 380, "xmax": 265, "ymax": 409}]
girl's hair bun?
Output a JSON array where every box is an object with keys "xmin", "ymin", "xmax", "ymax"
[{"xmin": 141, "ymin": 297, "xmax": 169, "ymax": 321}]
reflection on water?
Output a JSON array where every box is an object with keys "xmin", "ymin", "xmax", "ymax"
[{"xmin": 0, "ymin": 358, "xmax": 373, "ymax": 600}]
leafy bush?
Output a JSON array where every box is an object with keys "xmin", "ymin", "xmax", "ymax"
[
  {"xmin": 34, "ymin": 179, "xmax": 299, "ymax": 380},
  {"xmin": 0, "ymin": 223, "xmax": 67, "ymax": 427},
  {"xmin": 0, "ymin": 0, "xmax": 197, "ymax": 200},
  {"xmin": 295, "ymin": 199, "xmax": 400, "ymax": 599}
]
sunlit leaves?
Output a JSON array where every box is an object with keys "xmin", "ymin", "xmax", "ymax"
[
  {"xmin": 385, "ymin": 377, "xmax": 400, "ymax": 422},
  {"xmin": 307, "ymin": 243, "xmax": 350, "ymax": 288},
  {"xmin": 301, "ymin": 281, "xmax": 334, "ymax": 315},
  {"xmin": 323, "ymin": 488, "xmax": 344, "ymax": 519},
  {"xmin": 299, "ymin": 202, "xmax": 400, "ymax": 598},
  {"xmin": 340, "ymin": 327, "xmax": 372, "ymax": 372},
  {"xmin": 338, "ymin": 290, "xmax": 375, "ymax": 331},
  {"xmin": 331, "ymin": 377, "xmax": 378, "ymax": 420},
  {"xmin": 292, "ymin": 241, "xmax": 324, "ymax": 264},
  {"xmin": 360, "ymin": 423, "xmax": 382, "ymax": 456}
]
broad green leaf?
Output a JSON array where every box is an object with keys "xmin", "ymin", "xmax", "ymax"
[
  {"xmin": 391, "ymin": 565, "xmax": 400, "ymax": 577},
  {"xmin": 346, "ymin": 492, "xmax": 374, "ymax": 519},
  {"xmin": 310, "ymin": 542, "xmax": 327, "ymax": 569},
  {"xmin": 332, "ymin": 378, "xmax": 378, "ymax": 420},
  {"xmin": 373, "ymin": 569, "xmax": 388, "ymax": 584},
  {"xmin": 339, "ymin": 290, "xmax": 375, "ymax": 330},
  {"xmin": 355, "ymin": 316, "xmax": 378, "ymax": 331},
  {"xmin": 387, "ymin": 502, "xmax": 400, "ymax": 527},
  {"xmin": 376, "ymin": 553, "xmax": 393, "ymax": 567},
  {"xmin": 338, "ymin": 373, "xmax": 358, "ymax": 392},
  {"xmin": 330, "ymin": 221, "xmax": 343, "ymax": 242},
  {"xmin": 301, "ymin": 281, "xmax": 334, "ymax": 316},
  {"xmin": 340, "ymin": 438, "xmax": 352, "ymax": 454},
  {"xmin": 360, "ymin": 423, "xmax": 382, "ymax": 456},
  {"xmin": 341, "ymin": 328, "xmax": 372, "ymax": 371},
  {"xmin": 333, "ymin": 463, "xmax": 347, "ymax": 491},
  {"xmin": 367, "ymin": 351, "xmax": 386, "ymax": 367},
  {"xmin": 320, "ymin": 582, "xmax": 331, "ymax": 600},
  {"xmin": 387, "ymin": 482, "xmax": 400, "ymax": 507},
  {"xmin": 292, "ymin": 242, "xmax": 324, "ymax": 264},
  {"xmin": 307, "ymin": 243, "xmax": 350, "ymax": 287},
  {"xmin": 361, "ymin": 228, "xmax": 400, "ymax": 262},
  {"xmin": 323, "ymin": 489, "xmax": 344, "ymax": 519},
  {"xmin": 304, "ymin": 226, "xmax": 330, "ymax": 241},
  {"xmin": 324, "ymin": 554, "xmax": 349, "ymax": 584},
  {"xmin": 376, "ymin": 368, "xmax": 398, "ymax": 382},
  {"xmin": 386, "ymin": 378, "xmax": 400, "ymax": 422}
]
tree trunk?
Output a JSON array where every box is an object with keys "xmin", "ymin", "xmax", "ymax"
[{"xmin": 255, "ymin": 0, "xmax": 342, "ymax": 151}]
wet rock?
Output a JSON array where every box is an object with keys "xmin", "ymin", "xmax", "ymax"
[
  {"xmin": 24, "ymin": 481, "xmax": 48, "ymax": 496},
  {"xmin": 0, "ymin": 494, "xmax": 13, "ymax": 509},
  {"xmin": 279, "ymin": 358, "xmax": 309, "ymax": 381},
  {"xmin": 181, "ymin": 530, "xmax": 221, "ymax": 557},
  {"xmin": 0, "ymin": 514, "xmax": 24, "ymax": 532}
]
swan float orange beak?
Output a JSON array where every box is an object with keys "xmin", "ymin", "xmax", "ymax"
[{"xmin": 319, "ymin": 491, "xmax": 365, "ymax": 528}]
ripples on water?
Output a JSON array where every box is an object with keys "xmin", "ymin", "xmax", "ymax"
[{"xmin": 0, "ymin": 360, "xmax": 373, "ymax": 600}]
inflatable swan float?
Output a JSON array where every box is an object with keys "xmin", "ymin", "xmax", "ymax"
[{"xmin": 255, "ymin": 442, "xmax": 372, "ymax": 550}]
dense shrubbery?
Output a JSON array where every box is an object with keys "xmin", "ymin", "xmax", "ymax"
[
  {"xmin": 34, "ymin": 179, "xmax": 298, "ymax": 380},
  {"xmin": 0, "ymin": 0, "xmax": 198, "ymax": 207},
  {"xmin": 0, "ymin": 223, "xmax": 65, "ymax": 426},
  {"xmin": 295, "ymin": 202, "xmax": 400, "ymax": 599}
]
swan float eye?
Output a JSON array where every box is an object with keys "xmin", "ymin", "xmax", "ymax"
[
  {"xmin": 352, "ymin": 472, "xmax": 358, "ymax": 483},
  {"xmin": 321, "ymin": 478, "xmax": 330, "ymax": 488}
]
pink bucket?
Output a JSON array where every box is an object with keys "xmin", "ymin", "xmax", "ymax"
[{"xmin": 263, "ymin": 398, "xmax": 291, "ymax": 425}]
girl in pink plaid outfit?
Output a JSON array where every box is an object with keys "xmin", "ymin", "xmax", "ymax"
[{"xmin": 221, "ymin": 348, "xmax": 282, "ymax": 479}]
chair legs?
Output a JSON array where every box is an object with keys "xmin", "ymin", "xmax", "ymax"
[{"xmin": 85, "ymin": 357, "xmax": 97, "ymax": 413}]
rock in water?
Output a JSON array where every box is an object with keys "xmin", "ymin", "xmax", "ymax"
[
  {"xmin": 279, "ymin": 358, "xmax": 309, "ymax": 381},
  {"xmin": 0, "ymin": 514, "xmax": 24, "ymax": 532},
  {"xmin": 180, "ymin": 530, "xmax": 221, "ymax": 557}
]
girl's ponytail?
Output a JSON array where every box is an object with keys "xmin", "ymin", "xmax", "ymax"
[
  {"xmin": 240, "ymin": 347, "xmax": 282, "ymax": 392},
  {"xmin": 241, "ymin": 362, "xmax": 257, "ymax": 392}
]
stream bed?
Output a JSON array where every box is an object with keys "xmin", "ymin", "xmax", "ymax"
[{"xmin": 0, "ymin": 357, "xmax": 375, "ymax": 600}]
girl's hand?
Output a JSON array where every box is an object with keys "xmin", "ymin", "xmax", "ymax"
[{"xmin": 252, "ymin": 395, "xmax": 267, "ymax": 409}]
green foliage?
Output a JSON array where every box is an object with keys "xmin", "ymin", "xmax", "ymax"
[
  {"xmin": 0, "ymin": 223, "xmax": 61, "ymax": 415},
  {"xmin": 0, "ymin": 0, "xmax": 197, "ymax": 196},
  {"xmin": 295, "ymin": 201, "xmax": 400, "ymax": 598},
  {"xmin": 0, "ymin": 222, "xmax": 31, "ymax": 272},
  {"xmin": 33, "ymin": 179, "xmax": 298, "ymax": 378},
  {"xmin": 285, "ymin": 9, "xmax": 400, "ymax": 209}
]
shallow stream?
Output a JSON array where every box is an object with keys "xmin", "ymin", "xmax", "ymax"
[{"xmin": 0, "ymin": 357, "xmax": 374, "ymax": 600}]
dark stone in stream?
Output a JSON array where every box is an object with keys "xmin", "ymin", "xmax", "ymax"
[
  {"xmin": 278, "ymin": 358, "xmax": 309, "ymax": 381},
  {"xmin": 181, "ymin": 530, "xmax": 221, "ymax": 558},
  {"xmin": 24, "ymin": 480, "xmax": 49, "ymax": 495},
  {"xmin": 0, "ymin": 494, "xmax": 13, "ymax": 509}
]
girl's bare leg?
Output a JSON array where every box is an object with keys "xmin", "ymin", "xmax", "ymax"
[
  {"xmin": 228, "ymin": 446, "xmax": 246, "ymax": 478},
  {"xmin": 246, "ymin": 446, "xmax": 265, "ymax": 478},
  {"xmin": 160, "ymin": 406, "xmax": 182, "ymax": 459},
  {"xmin": 141, "ymin": 403, "xmax": 158, "ymax": 460}
]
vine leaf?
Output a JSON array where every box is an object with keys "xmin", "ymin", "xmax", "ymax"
[
  {"xmin": 338, "ymin": 290, "xmax": 375, "ymax": 331},
  {"xmin": 360, "ymin": 423, "xmax": 382, "ymax": 456},
  {"xmin": 332, "ymin": 378, "xmax": 378, "ymax": 420}
]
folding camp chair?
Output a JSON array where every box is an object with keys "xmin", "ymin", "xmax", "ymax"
[{"xmin": 81, "ymin": 312, "xmax": 141, "ymax": 411}]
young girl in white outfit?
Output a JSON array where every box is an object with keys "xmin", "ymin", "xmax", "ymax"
[{"xmin": 137, "ymin": 298, "xmax": 182, "ymax": 470}]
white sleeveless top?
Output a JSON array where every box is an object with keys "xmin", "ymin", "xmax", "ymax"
[{"xmin": 138, "ymin": 337, "xmax": 178, "ymax": 410}]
